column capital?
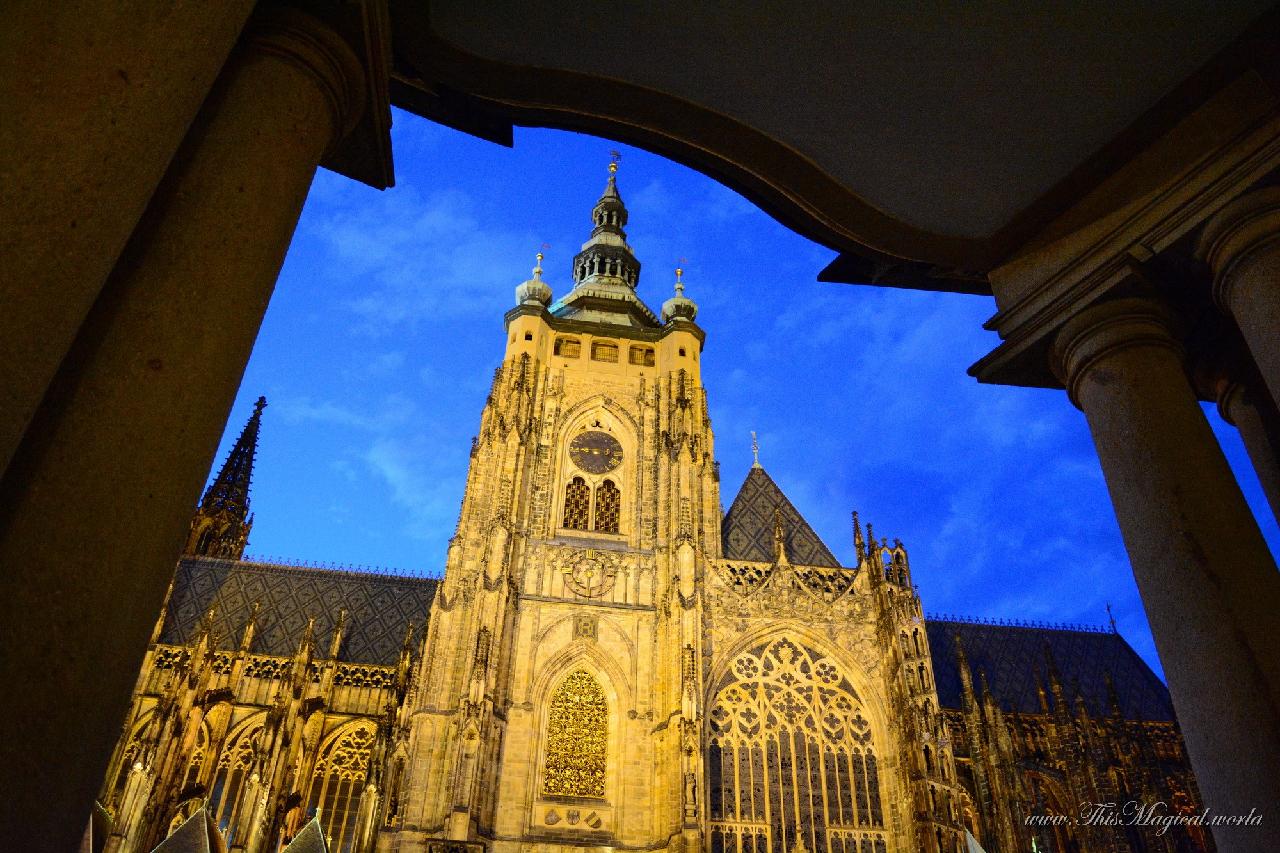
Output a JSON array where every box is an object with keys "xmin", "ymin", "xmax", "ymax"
[
  {"xmin": 1050, "ymin": 297, "xmax": 1183, "ymax": 408},
  {"xmin": 1197, "ymin": 186, "xmax": 1280, "ymax": 311},
  {"xmin": 241, "ymin": 7, "xmax": 366, "ymax": 149}
]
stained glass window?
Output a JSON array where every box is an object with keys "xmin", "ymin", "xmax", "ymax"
[
  {"xmin": 542, "ymin": 669, "xmax": 608, "ymax": 798},
  {"xmin": 305, "ymin": 721, "xmax": 376, "ymax": 853}
]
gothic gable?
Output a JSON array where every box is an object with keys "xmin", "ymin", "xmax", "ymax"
[{"xmin": 721, "ymin": 466, "xmax": 841, "ymax": 568}]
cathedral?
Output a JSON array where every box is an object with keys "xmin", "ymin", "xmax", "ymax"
[{"xmin": 94, "ymin": 166, "xmax": 1211, "ymax": 853}]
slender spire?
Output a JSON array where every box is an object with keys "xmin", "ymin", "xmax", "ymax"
[
  {"xmin": 185, "ymin": 397, "xmax": 266, "ymax": 560},
  {"xmin": 751, "ymin": 431, "xmax": 761, "ymax": 468},
  {"xmin": 202, "ymin": 396, "xmax": 265, "ymax": 515}
]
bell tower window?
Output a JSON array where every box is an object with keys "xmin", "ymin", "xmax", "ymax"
[
  {"xmin": 564, "ymin": 477, "xmax": 591, "ymax": 530},
  {"xmin": 594, "ymin": 480, "xmax": 620, "ymax": 533}
]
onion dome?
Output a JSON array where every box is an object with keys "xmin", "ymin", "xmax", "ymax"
[
  {"xmin": 515, "ymin": 250, "xmax": 553, "ymax": 306},
  {"xmin": 661, "ymin": 266, "xmax": 698, "ymax": 323}
]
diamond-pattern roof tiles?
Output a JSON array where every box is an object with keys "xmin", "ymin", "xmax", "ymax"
[
  {"xmin": 927, "ymin": 620, "xmax": 1175, "ymax": 721},
  {"xmin": 160, "ymin": 557, "xmax": 437, "ymax": 666},
  {"xmin": 721, "ymin": 466, "xmax": 841, "ymax": 568}
]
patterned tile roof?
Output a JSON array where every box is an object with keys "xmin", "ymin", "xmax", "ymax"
[
  {"xmin": 721, "ymin": 466, "xmax": 841, "ymax": 568},
  {"xmin": 927, "ymin": 619, "xmax": 1176, "ymax": 721},
  {"xmin": 159, "ymin": 557, "xmax": 437, "ymax": 666}
]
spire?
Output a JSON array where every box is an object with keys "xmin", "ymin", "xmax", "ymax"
[
  {"xmin": 772, "ymin": 507, "xmax": 790, "ymax": 566},
  {"xmin": 569, "ymin": 157, "xmax": 640, "ymax": 289},
  {"xmin": 751, "ymin": 431, "xmax": 761, "ymax": 468},
  {"xmin": 548, "ymin": 157, "xmax": 662, "ymax": 327},
  {"xmin": 185, "ymin": 397, "xmax": 265, "ymax": 560}
]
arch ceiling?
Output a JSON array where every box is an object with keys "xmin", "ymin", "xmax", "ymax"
[{"xmin": 388, "ymin": 1, "xmax": 1276, "ymax": 294}]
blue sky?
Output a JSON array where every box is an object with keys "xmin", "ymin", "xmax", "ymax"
[{"xmin": 213, "ymin": 108, "xmax": 1279, "ymax": 679}]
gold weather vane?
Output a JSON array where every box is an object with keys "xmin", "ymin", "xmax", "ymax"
[
  {"xmin": 751, "ymin": 431, "xmax": 761, "ymax": 468},
  {"xmin": 609, "ymin": 149, "xmax": 621, "ymax": 174},
  {"xmin": 534, "ymin": 242, "xmax": 550, "ymax": 278}
]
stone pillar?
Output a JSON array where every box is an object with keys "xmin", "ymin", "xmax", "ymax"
[
  {"xmin": 1052, "ymin": 297, "xmax": 1280, "ymax": 853},
  {"xmin": 0, "ymin": 1, "xmax": 255, "ymax": 479},
  {"xmin": 1216, "ymin": 379, "xmax": 1280, "ymax": 526},
  {"xmin": 0, "ymin": 9, "xmax": 365, "ymax": 851},
  {"xmin": 1199, "ymin": 188, "xmax": 1280, "ymax": 410}
]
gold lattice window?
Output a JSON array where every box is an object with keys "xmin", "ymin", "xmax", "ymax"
[
  {"xmin": 594, "ymin": 480, "xmax": 620, "ymax": 533},
  {"xmin": 305, "ymin": 721, "xmax": 376, "ymax": 853},
  {"xmin": 564, "ymin": 477, "xmax": 590, "ymax": 530},
  {"xmin": 708, "ymin": 638, "xmax": 885, "ymax": 853},
  {"xmin": 542, "ymin": 669, "xmax": 608, "ymax": 798}
]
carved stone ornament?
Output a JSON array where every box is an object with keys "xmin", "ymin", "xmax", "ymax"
[
  {"xmin": 574, "ymin": 614, "xmax": 598, "ymax": 641},
  {"xmin": 561, "ymin": 548, "xmax": 620, "ymax": 598}
]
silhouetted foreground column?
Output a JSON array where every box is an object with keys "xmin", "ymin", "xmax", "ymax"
[
  {"xmin": 1200, "ymin": 188, "xmax": 1280, "ymax": 411},
  {"xmin": 1053, "ymin": 298, "xmax": 1280, "ymax": 853},
  {"xmin": 1217, "ymin": 379, "xmax": 1280, "ymax": 526},
  {"xmin": 0, "ymin": 9, "xmax": 364, "ymax": 851},
  {"xmin": 0, "ymin": 1, "xmax": 254, "ymax": 479}
]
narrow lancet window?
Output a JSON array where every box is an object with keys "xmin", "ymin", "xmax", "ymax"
[
  {"xmin": 564, "ymin": 477, "xmax": 590, "ymax": 530},
  {"xmin": 542, "ymin": 669, "xmax": 607, "ymax": 798}
]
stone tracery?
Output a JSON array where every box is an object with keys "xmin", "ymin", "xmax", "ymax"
[{"xmin": 707, "ymin": 638, "xmax": 886, "ymax": 853}]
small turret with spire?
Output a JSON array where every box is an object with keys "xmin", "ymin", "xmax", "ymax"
[
  {"xmin": 184, "ymin": 396, "xmax": 266, "ymax": 560},
  {"xmin": 515, "ymin": 247, "xmax": 553, "ymax": 307},
  {"xmin": 661, "ymin": 264, "xmax": 698, "ymax": 324}
]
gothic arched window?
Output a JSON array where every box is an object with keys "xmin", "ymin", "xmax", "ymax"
[
  {"xmin": 180, "ymin": 724, "xmax": 209, "ymax": 793},
  {"xmin": 305, "ymin": 721, "xmax": 376, "ymax": 853},
  {"xmin": 594, "ymin": 480, "xmax": 620, "ymax": 533},
  {"xmin": 708, "ymin": 639, "xmax": 887, "ymax": 853},
  {"xmin": 564, "ymin": 477, "xmax": 590, "ymax": 530},
  {"xmin": 542, "ymin": 669, "xmax": 608, "ymax": 798},
  {"xmin": 209, "ymin": 719, "xmax": 263, "ymax": 835}
]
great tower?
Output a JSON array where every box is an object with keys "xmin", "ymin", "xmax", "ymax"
[{"xmin": 393, "ymin": 162, "xmax": 719, "ymax": 850}]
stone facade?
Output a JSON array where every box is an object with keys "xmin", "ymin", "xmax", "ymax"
[{"xmin": 95, "ymin": 169, "xmax": 1209, "ymax": 853}]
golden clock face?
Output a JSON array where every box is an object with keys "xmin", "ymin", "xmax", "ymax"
[{"xmin": 569, "ymin": 430, "xmax": 623, "ymax": 474}]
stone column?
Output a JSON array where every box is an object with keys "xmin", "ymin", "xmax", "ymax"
[
  {"xmin": 1216, "ymin": 379, "xmax": 1280, "ymax": 526},
  {"xmin": 0, "ymin": 9, "xmax": 365, "ymax": 851},
  {"xmin": 1199, "ymin": 188, "xmax": 1280, "ymax": 410},
  {"xmin": 0, "ymin": 1, "xmax": 255, "ymax": 479},
  {"xmin": 1052, "ymin": 297, "xmax": 1280, "ymax": 853}
]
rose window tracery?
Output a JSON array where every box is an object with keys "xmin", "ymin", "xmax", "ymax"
[{"xmin": 708, "ymin": 638, "xmax": 886, "ymax": 853}]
